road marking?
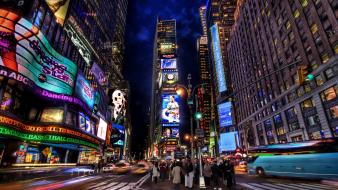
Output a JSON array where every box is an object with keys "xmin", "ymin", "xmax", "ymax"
[
  {"xmin": 261, "ymin": 183, "xmax": 285, "ymax": 190},
  {"xmin": 275, "ymin": 183, "xmax": 310, "ymax": 190},
  {"xmin": 301, "ymin": 183, "xmax": 337, "ymax": 190},
  {"xmin": 135, "ymin": 174, "xmax": 150, "ymax": 188},
  {"xmin": 238, "ymin": 183, "xmax": 266, "ymax": 190}
]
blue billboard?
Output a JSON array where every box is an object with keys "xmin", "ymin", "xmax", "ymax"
[
  {"xmin": 210, "ymin": 24, "xmax": 227, "ymax": 93},
  {"xmin": 75, "ymin": 72, "xmax": 95, "ymax": 109},
  {"xmin": 219, "ymin": 132, "xmax": 239, "ymax": 152},
  {"xmin": 218, "ymin": 102, "xmax": 233, "ymax": 127},
  {"xmin": 162, "ymin": 94, "xmax": 180, "ymax": 124}
]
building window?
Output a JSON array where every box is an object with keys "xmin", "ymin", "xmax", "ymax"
[
  {"xmin": 324, "ymin": 68, "xmax": 334, "ymax": 79},
  {"xmin": 310, "ymin": 24, "xmax": 318, "ymax": 34},
  {"xmin": 264, "ymin": 119, "xmax": 275, "ymax": 144},
  {"xmin": 300, "ymin": 0, "xmax": 308, "ymax": 7},
  {"xmin": 315, "ymin": 75, "xmax": 324, "ymax": 86},
  {"xmin": 320, "ymin": 85, "xmax": 338, "ymax": 102},
  {"xmin": 288, "ymin": 122, "xmax": 300, "ymax": 131},
  {"xmin": 301, "ymin": 98, "xmax": 315, "ymax": 110},
  {"xmin": 326, "ymin": 106, "xmax": 338, "ymax": 120},
  {"xmin": 293, "ymin": 10, "xmax": 300, "ymax": 18},
  {"xmin": 286, "ymin": 107, "xmax": 297, "ymax": 119},
  {"xmin": 321, "ymin": 53, "xmax": 330, "ymax": 63}
]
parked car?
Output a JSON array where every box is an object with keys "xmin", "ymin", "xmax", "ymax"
[{"xmin": 103, "ymin": 163, "xmax": 115, "ymax": 172}]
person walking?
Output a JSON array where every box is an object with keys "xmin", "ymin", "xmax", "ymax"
[
  {"xmin": 185, "ymin": 159, "xmax": 194, "ymax": 188},
  {"xmin": 171, "ymin": 162, "xmax": 182, "ymax": 190},
  {"xmin": 211, "ymin": 160, "xmax": 220, "ymax": 188},
  {"xmin": 152, "ymin": 162, "xmax": 160, "ymax": 184},
  {"xmin": 203, "ymin": 161, "xmax": 212, "ymax": 188},
  {"xmin": 225, "ymin": 160, "xmax": 233, "ymax": 188},
  {"xmin": 159, "ymin": 161, "xmax": 167, "ymax": 181}
]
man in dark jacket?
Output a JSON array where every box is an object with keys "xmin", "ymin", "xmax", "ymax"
[{"xmin": 211, "ymin": 161, "xmax": 220, "ymax": 188}]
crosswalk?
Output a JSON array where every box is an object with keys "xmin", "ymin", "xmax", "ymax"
[
  {"xmin": 238, "ymin": 182, "xmax": 337, "ymax": 190},
  {"xmin": 84, "ymin": 174, "xmax": 149, "ymax": 190}
]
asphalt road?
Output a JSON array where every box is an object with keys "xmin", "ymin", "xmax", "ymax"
[{"xmin": 0, "ymin": 172, "xmax": 336, "ymax": 190}]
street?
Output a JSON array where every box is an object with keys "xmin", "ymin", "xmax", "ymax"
[{"xmin": 0, "ymin": 171, "xmax": 337, "ymax": 190}]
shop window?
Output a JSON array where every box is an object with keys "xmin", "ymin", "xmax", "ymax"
[
  {"xmin": 306, "ymin": 114, "xmax": 320, "ymax": 127},
  {"xmin": 301, "ymin": 98, "xmax": 315, "ymax": 110},
  {"xmin": 276, "ymin": 127, "xmax": 286, "ymax": 135},
  {"xmin": 289, "ymin": 122, "xmax": 300, "ymax": 131},
  {"xmin": 40, "ymin": 108, "xmax": 64, "ymax": 123},
  {"xmin": 315, "ymin": 75, "xmax": 324, "ymax": 86},
  {"xmin": 326, "ymin": 106, "xmax": 338, "ymax": 120},
  {"xmin": 325, "ymin": 68, "xmax": 334, "ymax": 79},
  {"xmin": 320, "ymin": 86, "xmax": 337, "ymax": 102},
  {"xmin": 309, "ymin": 131, "xmax": 322, "ymax": 140},
  {"xmin": 0, "ymin": 85, "xmax": 13, "ymax": 111}
]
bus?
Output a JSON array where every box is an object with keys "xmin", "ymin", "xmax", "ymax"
[{"xmin": 247, "ymin": 138, "xmax": 338, "ymax": 179}]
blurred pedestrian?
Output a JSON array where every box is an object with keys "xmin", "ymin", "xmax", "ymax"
[
  {"xmin": 160, "ymin": 161, "xmax": 167, "ymax": 181},
  {"xmin": 203, "ymin": 161, "xmax": 212, "ymax": 188},
  {"xmin": 185, "ymin": 159, "xmax": 194, "ymax": 188},
  {"xmin": 152, "ymin": 162, "xmax": 160, "ymax": 184},
  {"xmin": 211, "ymin": 160, "xmax": 220, "ymax": 188},
  {"xmin": 171, "ymin": 162, "xmax": 182, "ymax": 190}
]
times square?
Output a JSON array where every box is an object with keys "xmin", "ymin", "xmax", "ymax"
[{"xmin": 0, "ymin": 0, "xmax": 337, "ymax": 190}]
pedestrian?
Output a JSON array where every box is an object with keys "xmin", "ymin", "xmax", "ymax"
[
  {"xmin": 194, "ymin": 159, "xmax": 200, "ymax": 185},
  {"xmin": 159, "ymin": 161, "xmax": 167, "ymax": 181},
  {"xmin": 152, "ymin": 162, "xmax": 160, "ymax": 184},
  {"xmin": 171, "ymin": 162, "xmax": 182, "ymax": 190},
  {"xmin": 211, "ymin": 160, "xmax": 220, "ymax": 188},
  {"xmin": 203, "ymin": 161, "xmax": 212, "ymax": 188},
  {"xmin": 184, "ymin": 159, "xmax": 194, "ymax": 188},
  {"xmin": 225, "ymin": 160, "xmax": 233, "ymax": 188}
]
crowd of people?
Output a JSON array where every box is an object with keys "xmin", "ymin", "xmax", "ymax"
[{"xmin": 151, "ymin": 157, "xmax": 236, "ymax": 189}]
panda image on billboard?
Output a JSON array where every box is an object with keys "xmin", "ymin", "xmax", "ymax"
[{"xmin": 110, "ymin": 90, "xmax": 126, "ymax": 125}]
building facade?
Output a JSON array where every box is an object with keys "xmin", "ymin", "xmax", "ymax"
[
  {"xmin": 150, "ymin": 19, "xmax": 180, "ymax": 158},
  {"xmin": 227, "ymin": 0, "xmax": 338, "ymax": 148},
  {"xmin": 0, "ymin": 0, "xmax": 128, "ymax": 166}
]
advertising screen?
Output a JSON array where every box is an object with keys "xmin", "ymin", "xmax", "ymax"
[
  {"xmin": 97, "ymin": 118, "xmax": 107, "ymax": 140},
  {"xmin": 0, "ymin": 10, "xmax": 77, "ymax": 95},
  {"xmin": 108, "ymin": 89, "xmax": 126, "ymax": 125},
  {"xmin": 160, "ymin": 43, "xmax": 175, "ymax": 55},
  {"xmin": 90, "ymin": 62, "xmax": 106, "ymax": 85},
  {"xmin": 75, "ymin": 72, "xmax": 95, "ymax": 109},
  {"xmin": 46, "ymin": 0, "xmax": 70, "ymax": 26},
  {"xmin": 162, "ymin": 94, "xmax": 180, "ymax": 124},
  {"xmin": 161, "ymin": 59, "xmax": 177, "ymax": 69},
  {"xmin": 162, "ymin": 71, "xmax": 178, "ymax": 85},
  {"xmin": 218, "ymin": 102, "xmax": 233, "ymax": 128},
  {"xmin": 79, "ymin": 112, "xmax": 95, "ymax": 135},
  {"xmin": 112, "ymin": 124, "xmax": 125, "ymax": 134},
  {"xmin": 210, "ymin": 24, "xmax": 227, "ymax": 93},
  {"xmin": 162, "ymin": 127, "xmax": 179, "ymax": 138},
  {"xmin": 219, "ymin": 132, "xmax": 239, "ymax": 152}
]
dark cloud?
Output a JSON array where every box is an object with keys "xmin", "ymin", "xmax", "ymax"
[{"xmin": 123, "ymin": 0, "xmax": 206, "ymax": 155}]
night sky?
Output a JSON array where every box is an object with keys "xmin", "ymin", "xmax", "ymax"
[{"xmin": 123, "ymin": 0, "xmax": 206, "ymax": 157}]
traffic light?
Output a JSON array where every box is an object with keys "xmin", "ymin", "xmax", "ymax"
[
  {"xmin": 194, "ymin": 112, "xmax": 202, "ymax": 120},
  {"xmin": 297, "ymin": 65, "xmax": 314, "ymax": 85}
]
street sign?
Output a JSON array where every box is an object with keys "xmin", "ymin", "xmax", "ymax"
[{"xmin": 195, "ymin": 128, "xmax": 204, "ymax": 137}]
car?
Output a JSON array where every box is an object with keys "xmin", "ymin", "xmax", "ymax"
[
  {"xmin": 103, "ymin": 163, "xmax": 115, "ymax": 172},
  {"xmin": 112, "ymin": 162, "xmax": 130, "ymax": 174},
  {"xmin": 131, "ymin": 161, "xmax": 150, "ymax": 175},
  {"xmin": 235, "ymin": 161, "xmax": 247, "ymax": 172}
]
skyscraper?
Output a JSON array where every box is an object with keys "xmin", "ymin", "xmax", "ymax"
[
  {"xmin": 227, "ymin": 0, "xmax": 338, "ymax": 147},
  {"xmin": 150, "ymin": 19, "xmax": 179, "ymax": 158}
]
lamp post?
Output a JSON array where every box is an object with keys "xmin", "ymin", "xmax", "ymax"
[{"xmin": 176, "ymin": 74, "xmax": 208, "ymax": 159}]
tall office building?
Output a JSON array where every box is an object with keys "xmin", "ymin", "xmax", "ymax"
[
  {"xmin": 150, "ymin": 19, "xmax": 179, "ymax": 158},
  {"xmin": 228, "ymin": 0, "xmax": 338, "ymax": 148},
  {"xmin": 205, "ymin": 0, "xmax": 238, "ymax": 154}
]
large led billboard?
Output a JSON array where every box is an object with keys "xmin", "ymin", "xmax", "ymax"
[
  {"xmin": 162, "ymin": 70, "xmax": 178, "ymax": 85},
  {"xmin": 90, "ymin": 62, "xmax": 106, "ymax": 85},
  {"xmin": 108, "ymin": 89, "xmax": 126, "ymax": 125},
  {"xmin": 218, "ymin": 102, "xmax": 233, "ymax": 127},
  {"xmin": 219, "ymin": 132, "xmax": 239, "ymax": 152},
  {"xmin": 162, "ymin": 127, "xmax": 179, "ymax": 138},
  {"xmin": 210, "ymin": 24, "xmax": 227, "ymax": 93},
  {"xmin": 161, "ymin": 59, "xmax": 177, "ymax": 69},
  {"xmin": 75, "ymin": 72, "xmax": 95, "ymax": 109},
  {"xmin": 160, "ymin": 43, "xmax": 175, "ymax": 56},
  {"xmin": 0, "ymin": 10, "xmax": 77, "ymax": 95},
  {"xmin": 162, "ymin": 94, "xmax": 180, "ymax": 124},
  {"xmin": 46, "ymin": 0, "xmax": 70, "ymax": 26}
]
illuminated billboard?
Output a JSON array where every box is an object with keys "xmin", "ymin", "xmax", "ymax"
[
  {"xmin": 218, "ymin": 102, "xmax": 233, "ymax": 127},
  {"xmin": 219, "ymin": 132, "xmax": 239, "ymax": 152},
  {"xmin": 90, "ymin": 62, "xmax": 106, "ymax": 85},
  {"xmin": 75, "ymin": 72, "xmax": 95, "ymax": 109},
  {"xmin": 0, "ymin": 10, "xmax": 77, "ymax": 95},
  {"xmin": 162, "ymin": 127, "xmax": 179, "ymax": 138},
  {"xmin": 108, "ymin": 89, "xmax": 126, "ymax": 125},
  {"xmin": 210, "ymin": 24, "xmax": 227, "ymax": 93},
  {"xmin": 161, "ymin": 59, "xmax": 177, "ymax": 69},
  {"xmin": 160, "ymin": 43, "xmax": 175, "ymax": 56},
  {"xmin": 162, "ymin": 71, "xmax": 178, "ymax": 85},
  {"xmin": 46, "ymin": 0, "xmax": 70, "ymax": 26},
  {"xmin": 162, "ymin": 94, "xmax": 180, "ymax": 124},
  {"xmin": 79, "ymin": 112, "xmax": 96, "ymax": 135},
  {"xmin": 97, "ymin": 118, "xmax": 108, "ymax": 140}
]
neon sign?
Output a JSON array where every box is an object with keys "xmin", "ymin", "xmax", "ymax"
[
  {"xmin": 0, "ymin": 116, "xmax": 100, "ymax": 145},
  {"xmin": 0, "ymin": 126, "xmax": 97, "ymax": 149}
]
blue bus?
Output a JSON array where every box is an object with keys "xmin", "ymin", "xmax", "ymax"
[{"xmin": 247, "ymin": 138, "xmax": 338, "ymax": 179}]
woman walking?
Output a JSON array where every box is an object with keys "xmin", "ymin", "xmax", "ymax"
[
  {"xmin": 171, "ymin": 162, "xmax": 182, "ymax": 190},
  {"xmin": 152, "ymin": 162, "xmax": 160, "ymax": 184},
  {"xmin": 203, "ymin": 161, "xmax": 212, "ymax": 188}
]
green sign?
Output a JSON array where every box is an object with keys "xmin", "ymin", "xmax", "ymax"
[{"xmin": 0, "ymin": 126, "xmax": 97, "ymax": 149}]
